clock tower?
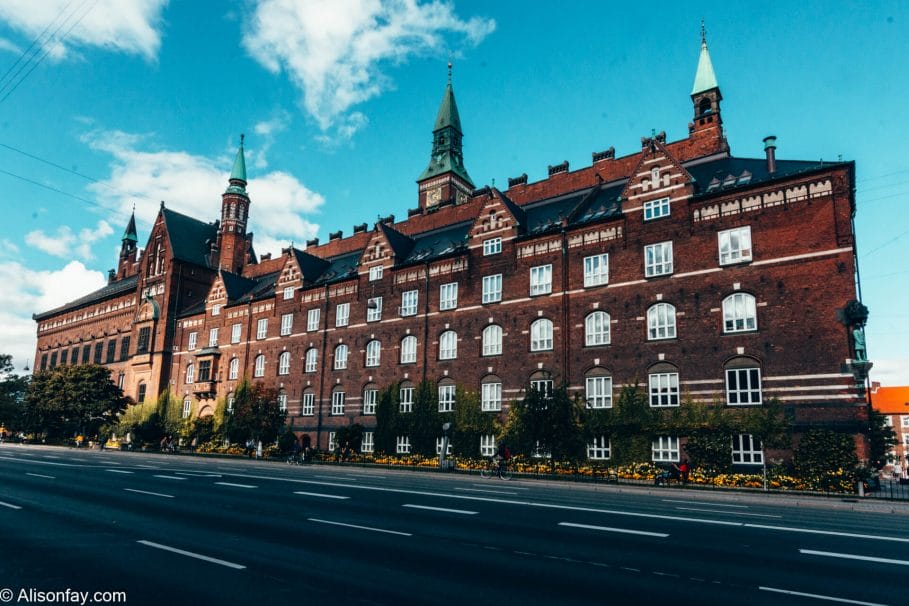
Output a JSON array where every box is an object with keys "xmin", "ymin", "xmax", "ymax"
[{"xmin": 416, "ymin": 64, "xmax": 474, "ymax": 211}]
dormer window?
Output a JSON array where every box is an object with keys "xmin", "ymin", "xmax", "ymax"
[
  {"xmin": 643, "ymin": 197, "xmax": 670, "ymax": 221},
  {"xmin": 369, "ymin": 265, "xmax": 383, "ymax": 281}
]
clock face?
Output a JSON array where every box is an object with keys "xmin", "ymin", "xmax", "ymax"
[{"xmin": 426, "ymin": 187, "xmax": 442, "ymax": 206}]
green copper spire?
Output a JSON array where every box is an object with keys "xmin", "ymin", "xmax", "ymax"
[
  {"xmin": 419, "ymin": 63, "xmax": 473, "ymax": 186},
  {"xmin": 121, "ymin": 208, "xmax": 138, "ymax": 244},
  {"xmin": 691, "ymin": 23, "xmax": 719, "ymax": 95},
  {"xmin": 225, "ymin": 134, "xmax": 248, "ymax": 195}
]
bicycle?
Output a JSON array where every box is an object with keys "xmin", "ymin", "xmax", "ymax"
[
  {"xmin": 480, "ymin": 458, "xmax": 512, "ymax": 480},
  {"xmin": 286, "ymin": 452, "xmax": 303, "ymax": 465}
]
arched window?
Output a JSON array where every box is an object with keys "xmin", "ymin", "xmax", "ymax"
[
  {"xmin": 530, "ymin": 318, "xmax": 553, "ymax": 351},
  {"xmin": 363, "ymin": 384, "xmax": 378, "ymax": 415},
  {"xmin": 185, "ymin": 363, "xmax": 194, "ymax": 384},
  {"xmin": 584, "ymin": 367, "xmax": 612, "ymax": 408},
  {"xmin": 725, "ymin": 357, "xmax": 762, "ymax": 405},
  {"xmin": 647, "ymin": 303, "xmax": 676, "ymax": 340},
  {"xmin": 228, "ymin": 357, "xmax": 240, "ymax": 380},
  {"xmin": 331, "ymin": 386, "xmax": 345, "ymax": 415},
  {"xmin": 277, "ymin": 390, "xmax": 287, "ymax": 412},
  {"xmin": 399, "ymin": 381, "xmax": 414, "ymax": 413},
  {"xmin": 254, "ymin": 354, "xmax": 266, "ymax": 377},
  {"xmin": 439, "ymin": 330, "xmax": 457, "ymax": 360},
  {"xmin": 481, "ymin": 375, "xmax": 502, "ymax": 411},
  {"xmin": 400, "ymin": 335, "xmax": 417, "ymax": 364},
  {"xmin": 529, "ymin": 370, "xmax": 553, "ymax": 397},
  {"xmin": 334, "ymin": 344, "xmax": 348, "ymax": 370},
  {"xmin": 648, "ymin": 363, "xmax": 679, "ymax": 407},
  {"xmin": 723, "ymin": 293, "xmax": 757, "ymax": 333},
  {"xmin": 482, "ymin": 324, "xmax": 502, "ymax": 356},
  {"xmin": 182, "ymin": 397, "xmax": 192, "ymax": 419},
  {"xmin": 365, "ymin": 340, "xmax": 381, "ymax": 367},
  {"xmin": 227, "ymin": 392, "xmax": 235, "ymax": 413},
  {"xmin": 305, "ymin": 348, "xmax": 318, "ymax": 373},
  {"xmin": 278, "ymin": 351, "xmax": 291, "ymax": 375},
  {"xmin": 585, "ymin": 311, "xmax": 611, "ymax": 346},
  {"xmin": 438, "ymin": 378, "xmax": 456, "ymax": 412},
  {"xmin": 301, "ymin": 388, "xmax": 315, "ymax": 416},
  {"xmin": 136, "ymin": 382, "xmax": 146, "ymax": 403}
]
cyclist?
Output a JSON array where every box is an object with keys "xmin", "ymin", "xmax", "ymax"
[{"xmin": 494, "ymin": 442, "xmax": 511, "ymax": 476}]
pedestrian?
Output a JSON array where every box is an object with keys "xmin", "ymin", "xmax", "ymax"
[
  {"xmin": 245, "ymin": 438, "xmax": 254, "ymax": 458},
  {"xmin": 190, "ymin": 436, "xmax": 198, "ymax": 454},
  {"xmin": 679, "ymin": 459, "xmax": 690, "ymax": 484}
]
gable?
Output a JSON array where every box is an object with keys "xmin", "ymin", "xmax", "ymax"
[
  {"xmin": 620, "ymin": 137, "xmax": 695, "ymax": 217},
  {"xmin": 468, "ymin": 188, "xmax": 523, "ymax": 246}
]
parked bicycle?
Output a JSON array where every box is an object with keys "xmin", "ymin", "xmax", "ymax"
[{"xmin": 480, "ymin": 458, "xmax": 512, "ymax": 480}]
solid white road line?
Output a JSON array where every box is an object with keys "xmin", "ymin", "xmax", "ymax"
[
  {"xmin": 293, "ymin": 491, "xmax": 350, "ymax": 500},
  {"xmin": 799, "ymin": 549, "xmax": 909, "ymax": 566},
  {"xmin": 175, "ymin": 472, "xmax": 222, "ymax": 477},
  {"xmin": 559, "ymin": 522, "xmax": 669, "ymax": 538},
  {"xmin": 454, "ymin": 487, "xmax": 519, "ymax": 495},
  {"xmin": 106, "ymin": 469, "xmax": 134, "ymax": 474},
  {"xmin": 215, "ymin": 482, "xmax": 256, "ymax": 489},
  {"xmin": 124, "ymin": 488, "xmax": 174, "ymax": 499},
  {"xmin": 307, "ymin": 518, "xmax": 411, "ymax": 537},
  {"xmin": 153, "ymin": 475, "xmax": 186, "ymax": 480},
  {"xmin": 661, "ymin": 499, "xmax": 748, "ymax": 508},
  {"xmin": 42, "ymin": 455, "xmax": 61, "ymax": 459},
  {"xmin": 25, "ymin": 473, "xmax": 55, "ymax": 479},
  {"xmin": 746, "ymin": 524, "xmax": 909, "ymax": 544},
  {"xmin": 759, "ymin": 586, "xmax": 886, "ymax": 605},
  {"xmin": 403, "ymin": 504, "xmax": 478, "ymax": 515},
  {"xmin": 675, "ymin": 507, "xmax": 782, "ymax": 519},
  {"xmin": 0, "ymin": 500, "xmax": 22, "ymax": 510},
  {"xmin": 314, "ymin": 475, "xmax": 358, "ymax": 481},
  {"xmin": 137, "ymin": 540, "xmax": 246, "ymax": 569}
]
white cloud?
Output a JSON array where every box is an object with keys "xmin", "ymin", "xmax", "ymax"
[
  {"xmin": 25, "ymin": 220, "xmax": 113, "ymax": 260},
  {"xmin": 84, "ymin": 129, "xmax": 323, "ymax": 260},
  {"xmin": 251, "ymin": 110, "xmax": 292, "ymax": 168},
  {"xmin": 0, "ymin": 239, "xmax": 19, "ymax": 256},
  {"xmin": 0, "ymin": 37, "xmax": 21, "ymax": 54},
  {"xmin": 242, "ymin": 0, "xmax": 495, "ymax": 140},
  {"xmin": 0, "ymin": 0, "xmax": 168, "ymax": 61},
  {"xmin": 0, "ymin": 260, "xmax": 106, "ymax": 372},
  {"xmin": 871, "ymin": 358, "xmax": 909, "ymax": 387}
]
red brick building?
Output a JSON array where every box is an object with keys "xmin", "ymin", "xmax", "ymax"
[
  {"xmin": 871, "ymin": 385, "xmax": 909, "ymax": 478},
  {"xmin": 33, "ymin": 36, "xmax": 870, "ymax": 463}
]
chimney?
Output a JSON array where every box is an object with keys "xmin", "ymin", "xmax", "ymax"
[{"xmin": 763, "ymin": 136, "xmax": 777, "ymax": 174}]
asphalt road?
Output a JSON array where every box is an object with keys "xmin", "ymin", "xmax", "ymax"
[{"xmin": 1, "ymin": 444, "xmax": 907, "ymax": 606}]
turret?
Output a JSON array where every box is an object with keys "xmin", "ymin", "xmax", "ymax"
[
  {"xmin": 690, "ymin": 23, "xmax": 723, "ymax": 135},
  {"xmin": 117, "ymin": 208, "xmax": 139, "ymax": 280},
  {"xmin": 218, "ymin": 135, "xmax": 252, "ymax": 273}
]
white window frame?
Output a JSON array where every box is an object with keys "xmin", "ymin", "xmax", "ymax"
[
  {"xmin": 400, "ymin": 335, "xmax": 417, "ymax": 364},
  {"xmin": 482, "ymin": 324, "xmax": 502, "ymax": 356},
  {"xmin": 301, "ymin": 392, "xmax": 315, "ymax": 416},
  {"xmin": 719, "ymin": 226, "xmax": 753, "ymax": 265},
  {"xmin": 228, "ymin": 357, "xmax": 239, "ymax": 380},
  {"xmin": 307, "ymin": 309, "xmax": 320, "ymax": 332},
  {"xmin": 480, "ymin": 435, "xmax": 496, "ymax": 457},
  {"xmin": 643, "ymin": 197, "xmax": 670, "ymax": 221},
  {"xmin": 438, "ymin": 384, "xmax": 456, "ymax": 413},
  {"xmin": 331, "ymin": 390, "xmax": 345, "ymax": 415},
  {"xmin": 435, "ymin": 437, "xmax": 453, "ymax": 456},
  {"xmin": 188, "ymin": 332, "xmax": 197, "ymax": 351},
  {"xmin": 530, "ymin": 318, "xmax": 553, "ymax": 351},
  {"xmin": 208, "ymin": 328, "xmax": 218, "ymax": 347},
  {"xmin": 256, "ymin": 318, "xmax": 268, "ymax": 340},
  {"xmin": 254, "ymin": 355, "xmax": 265, "ymax": 377},
  {"xmin": 363, "ymin": 388, "xmax": 378, "ymax": 415},
  {"xmin": 652, "ymin": 436, "xmax": 680, "ymax": 462},
  {"xmin": 439, "ymin": 330, "xmax": 457, "ymax": 360},
  {"xmin": 439, "ymin": 282, "xmax": 458, "ymax": 311},
  {"xmin": 361, "ymin": 432, "xmax": 374, "ymax": 453},
  {"xmin": 529, "ymin": 264, "xmax": 553, "ymax": 296},
  {"xmin": 587, "ymin": 436, "xmax": 611, "ymax": 460},
  {"xmin": 901, "ymin": 416, "xmax": 909, "ymax": 429},
  {"xmin": 400, "ymin": 290, "xmax": 418, "ymax": 317},
  {"xmin": 335, "ymin": 303, "xmax": 350, "ymax": 327},
  {"xmin": 334, "ymin": 344, "xmax": 348, "ymax": 370},
  {"xmin": 227, "ymin": 394, "xmax": 235, "ymax": 413},
  {"xmin": 305, "ymin": 348, "xmax": 318, "ymax": 373},
  {"xmin": 280, "ymin": 313, "xmax": 293, "ymax": 336},
  {"xmin": 328, "ymin": 432, "xmax": 337, "ymax": 452},
  {"xmin": 585, "ymin": 375, "xmax": 613, "ymax": 408},
  {"xmin": 365, "ymin": 340, "xmax": 381, "ymax": 367},
  {"xmin": 231, "ymin": 323, "xmax": 241, "ymax": 344},
  {"xmin": 367, "ymin": 297, "xmax": 382, "ymax": 322},
  {"xmin": 585, "ymin": 311, "xmax": 611, "ymax": 346},
  {"xmin": 283, "ymin": 286, "xmax": 295, "ymax": 300},
  {"xmin": 399, "ymin": 386, "xmax": 414, "ymax": 413},
  {"xmin": 583, "ymin": 253, "xmax": 609, "ymax": 287},
  {"xmin": 647, "ymin": 303, "xmax": 677, "ymax": 340},
  {"xmin": 211, "ymin": 304, "xmax": 221, "ymax": 316},
  {"xmin": 723, "ymin": 293, "xmax": 758, "ymax": 333},
  {"xmin": 482, "ymin": 274, "xmax": 502, "ymax": 304},
  {"xmin": 649, "ymin": 372, "xmax": 680, "ymax": 407},
  {"xmin": 185, "ymin": 363, "xmax": 195, "ymax": 384},
  {"xmin": 368, "ymin": 265, "xmax": 383, "ymax": 281},
  {"xmin": 277, "ymin": 393, "xmax": 287, "ymax": 413},
  {"xmin": 644, "ymin": 241, "xmax": 673, "ymax": 277},
  {"xmin": 483, "ymin": 237, "xmax": 502, "ymax": 256},
  {"xmin": 732, "ymin": 434, "xmax": 763, "ymax": 464},
  {"xmin": 481, "ymin": 382, "xmax": 502, "ymax": 412},
  {"xmin": 182, "ymin": 397, "xmax": 192, "ymax": 419},
  {"xmin": 726, "ymin": 367, "xmax": 762, "ymax": 405},
  {"xmin": 278, "ymin": 351, "xmax": 290, "ymax": 375},
  {"xmin": 530, "ymin": 379, "xmax": 553, "ymax": 397},
  {"xmin": 396, "ymin": 435, "xmax": 411, "ymax": 454}
]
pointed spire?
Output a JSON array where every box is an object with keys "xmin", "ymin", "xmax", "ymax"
[
  {"xmin": 122, "ymin": 207, "xmax": 138, "ymax": 244},
  {"xmin": 691, "ymin": 22, "xmax": 719, "ymax": 95},
  {"xmin": 225, "ymin": 134, "xmax": 248, "ymax": 195},
  {"xmin": 433, "ymin": 77, "xmax": 462, "ymax": 133},
  {"xmin": 419, "ymin": 64, "xmax": 472, "ymax": 186}
]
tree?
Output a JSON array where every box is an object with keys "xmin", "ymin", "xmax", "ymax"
[
  {"xmin": 334, "ymin": 423, "xmax": 364, "ymax": 453},
  {"xmin": 222, "ymin": 379, "xmax": 286, "ymax": 444},
  {"xmin": 867, "ymin": 410, "xmax": 898, "ymax": 470},
  {"xmin": 451, "ymin": 387, "xmax": 496, "ymax": 457},
  {"xmin": 374, "ymin": 385, "xmax": 399, "ymax": 455},
  {"xmin": 794, "ymin": 429, "xmax": 858, "ymax": 489},
  {"xmin": 0, "ymin": 354, "xmax": 28, "ymax": 430},
  {"xmin": 504, "ymin": 384, "xmax": 586, "ymax": 462},
  {"xmin": 23, "ymin": 365, "xmax": 130, "ymax": 441},
  {"xmin": 604, "ymin": 383, "xmax": 655, "ymax": 464},
  {"xmin": 409, "ymin": 380, "xmax": 439, "ymax": 457}
]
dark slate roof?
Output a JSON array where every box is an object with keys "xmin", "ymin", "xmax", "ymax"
[
  {"xmin": 400, "ymin": 222, "xmax": 471, "ymax": 266},
  {"xmin": 569, "ymin": 183, "xmax": 625, "ymax": 226},
  {"xmin": 162, "ymin": 208, "xmax": 218, "ymax": 267},
  {"xmin": 497, "ymin": 189, "xmax": 527, "ymax": 229},
  {"xmin": 312, "ymin": 250, "xmax": 361, "ymax": 285},
  {"xmin": 523, "ymin": 188, "xmax": 592, "ymax": 236},
  {"xmin": 292, "ymin": 248, "xmax": 331, "ymax": 282},
  {"xmin": 220, "ymin": 271, "xmax": 258, "ymax": 301},
  {"xmin": 33, "ymin": 273, "xmax": 139, "ymax": 321},
  {"xmin": 685, "ymin": 157, "xmax": 847, "ymax": 197},
  {"xmin": 379, "ymin": 222, "xmax": 416, "ymax": 260}
]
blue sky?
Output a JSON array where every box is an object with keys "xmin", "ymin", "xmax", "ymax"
[{"xmin": 0, "ymin": 0, "xmax": 906, "ymax": 386}]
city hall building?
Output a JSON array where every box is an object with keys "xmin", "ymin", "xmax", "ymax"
[{"xmin": 33, "ymin": 36, "xmax": 870, "ymax": 461}]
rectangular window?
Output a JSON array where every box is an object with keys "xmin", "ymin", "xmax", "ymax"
[
  {"xmin": 643, "ymin": 197, "xmax": 670, "ymax": 221},
  {"xmin": 231, "ymin": 323, "xmax": 241, "ymax": 344},
  {"xmin": 105, "ymin": 340, "xmax": 116, "ymax": 364},
  {"xmin": 732, "ymin": 434, "xmax": 763, "ymax": 465},
  {"xmin": 396, "ymin": 436, "xmax": 411, "ymax": 454},
  {"xmin": 901, "ymin": 416, "xmax": 909, "ymax": 429},
  {"xmin": 256, "ymin": 318, "xmax": 268, "ymax": 340},
  {"xmin": 583, "ymin": 254, "xmax": 609, "ymax": 287},
  {"xmin": 307, "ymin": 309, "xmax": 320, "ymax": 332},
  {"xmin": 439, "ymin": 282, "xmax": 458, "ymax": 311},
  {"xmin": 726, "ymin": 368, "xmax": 762, "ymax": 405},
  {"xmin": 585, "ymin": 376, "xmax": 613, "ymax": 408},
  {"xmin": 60, "ymin": 350, "xmax": 68, "ymax": 366},
  {"xmin": 301, "ymin": 393, "xmax": 315, "ymax": 416},
  {"xmin": 335, "ymin": 303, "xmax": 350, "ymax": 327},
  {"xmin": 652, "ymin": 436, "xmax": 679, "ymax": 462},
  {"xmin": 369, "ymin": 265, "xmax": 383, "ymax": 281},
  {"xmin": 587, "ymin": 436, "xmax": 611, "ymax": 460},
  {"xmin": 482, "ymin": 274, "xmax": 502, "ymax": 304},
  {"xmin": 401, "ymin": 290, "xmax": 418, "ymax": 316},
  {"xmin": 283, "ymin": 286, "xmax": 295, "ymax": 300},
  {"xmin": 211, "ymin": 304, "xmax": 221, "ymax": 316},
  {"xmin": 645, "ymin": 241, "xmax": 673, "ymax": 277},
  {"xmin": 198, "ymin": 360, "xmax": 212, "ymax": 382},
  {"xmin": 483, "ymin": 237, "xmax": 502, "ymax": 256},
  {"xmin": 188, "ymin": 332, "xmax": 197, "ymax": 350},
  {"xmin": 49, "ymin": 352, "xmax": 57, "ymax": 368},
  {"xmin": 82, "ymin": 344, "xmax": 91, "ymax": 363},
  {"xmin": 399, "ymin": 387, "xmax": 414, "ymax": 413},
  {"xmin": 480, "ymin": 435, "xmax": 496, "ymax": 457},
  {"xmin": 435, "ymin": 437, "xmax": 453, "ymax": 456},
  {"xmin": 39, "ymin": 354, "xmax": 47, "ymax": 371},
  {"xmin": 367, "ymin": 297, "xmax": 382, "ymax": 322},
  {"xmin": 93, "ymin": 342, "xmax": 103, "ymax": 364},
  {"xmin": 719, "ymin": 226, "xmax": 752, "ymax": 265},
  {"xmin": 331, "ymin": 391, "xmax": 345, "ymax": 415},
  {"xmin": 281, "ymin": 313, "xmax": 293, "ymax": 336},
  {"xmin": 649, "ymin": 373, "xmax": 680, "ymax": 407},
  {"xmin": 208, "ymin": 328, "xmax": 218, "ymax": 347},
  {"xmin": 328, "ymin": 432, "xmax": 337, "ymax": 452},
  {"xmin": 361, "ymin": 432, "xmax": 375, "ymax": 453},
  {"xmin": 529, "ymin": 264, "xmax": 552, "ymax": 296},
  {"xmin": 438, "ymin": 385, "xmax": 455, "ymax": 413},
  {"xmin": 481, "ymin": 382, "xmax": 502, "ymax": 412},
  {"xmin": 363, "ymin": 389, "xmax": 378, "ymax": 415},
  {"xmin": 277, "ymin": 393, "xmax": 287, "ymax": 412}
]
